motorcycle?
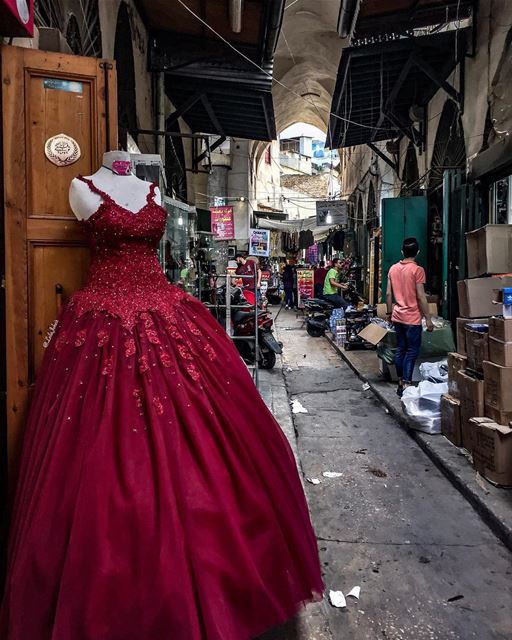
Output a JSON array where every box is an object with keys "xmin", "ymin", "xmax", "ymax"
[
  {"xmin": 304, "ymin": 297, "xmax": 335, "ymax": 338},
  {"xmin": 211, "ymin": 285, "xmax": 282, "ymax": 369},
  {"xmin": 305, "ymin": 284, "xmax": 364, "ymax": 338}
]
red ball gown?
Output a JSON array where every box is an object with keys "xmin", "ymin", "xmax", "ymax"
[{"xmin": 1, "ymin": 178, "xmax": 323, "ymax": 640}]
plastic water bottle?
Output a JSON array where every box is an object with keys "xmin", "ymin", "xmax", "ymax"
[
  {"xmin": 336, "ymin": 319, "xmax": 346, "ymax": 347},
  {"xmin": 503, "ymin": 287, "xmax": 512, "ymax": 318}
]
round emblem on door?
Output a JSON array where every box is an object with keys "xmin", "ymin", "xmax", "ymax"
[{"xmin": 44, "ymin": 134, "xmax": 81, "ymax": 167}]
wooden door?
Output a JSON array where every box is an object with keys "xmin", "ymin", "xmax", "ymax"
[{"xmin": 1, "ymin": 45, "xmax": 117, "ymax": 490}]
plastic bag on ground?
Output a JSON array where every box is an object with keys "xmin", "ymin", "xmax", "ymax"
[
  {"xmin": 401, "ymin": 381, "xmax": 448, "ymax": 434},
  {"xmin": 419, "ymin": 360, "xmax": 448, "ymax": 383}
]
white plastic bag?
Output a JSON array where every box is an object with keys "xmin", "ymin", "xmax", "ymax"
[
  {"xmin": 419, "ymin": 360, "xmax": 448, "ymax": 383},
  {"xmin": 401, "ymin": 381, "xmax": 448, "ymax": 434}
]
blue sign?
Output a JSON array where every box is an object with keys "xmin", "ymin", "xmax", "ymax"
[{"xmin": 43, "ymin": 78, "xmax": 83, "ymax": 94}]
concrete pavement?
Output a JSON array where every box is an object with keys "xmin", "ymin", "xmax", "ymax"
[{"xmin": 258, "ymin": 309, "xmax": 512, "ymax": 640}]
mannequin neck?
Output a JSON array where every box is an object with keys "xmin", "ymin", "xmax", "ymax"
[{"xmin": 102, "ymin": 151, "xmax": 131, "ymax": 171}]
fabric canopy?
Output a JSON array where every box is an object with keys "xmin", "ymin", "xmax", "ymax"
[{"xmin": 257, "ymin": 216, "xmax": 333, "ymax": 241}]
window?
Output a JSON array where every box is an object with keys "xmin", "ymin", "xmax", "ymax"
[
  {"xmin": 265, "ymin": 147, "xmax": 271, "ymax": 165},
  {"xmin": 490, "ymin": 176, "xmax": 512, "ymax": 224}
]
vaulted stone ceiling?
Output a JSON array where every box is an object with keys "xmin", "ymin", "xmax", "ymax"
[{"xmin": 273, "ymin": 0, "xmax": 344, "ymax": 134}]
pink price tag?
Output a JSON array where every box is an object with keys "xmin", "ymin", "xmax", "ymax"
[{"xmin": 111, "ymin": 160, "xmax": 131, "ymax": 176}]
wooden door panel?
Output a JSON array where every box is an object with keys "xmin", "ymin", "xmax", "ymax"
[
  {"xmin": 29, "ymin": 244, "xmax": 90, "ymax": 379},
  {"xmin": 1, "ymin": 44, "xmax": 117, "ymax": 487},
  {"xmin": 26, "ymin": 72, "xmax": 96, "ymax": 218}
]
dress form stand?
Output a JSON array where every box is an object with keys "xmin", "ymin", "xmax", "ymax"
[{"xmin": 69, "ymin": 151, "xmax": 162, "ymax": 221}]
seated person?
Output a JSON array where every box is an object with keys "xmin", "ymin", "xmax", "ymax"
[{"xmin": 323, "ymin": 258, "xmax": 348, "ymax": 309}]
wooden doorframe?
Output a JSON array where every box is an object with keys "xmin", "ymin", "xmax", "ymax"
[{"xmin": 1, "ymin": 45, "xmax": 117, "ymax": 492}]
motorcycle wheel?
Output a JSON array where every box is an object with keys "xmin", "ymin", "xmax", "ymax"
[
  {"xmin": 307, "ymin": 323, "xmax": 325, "ymax": 338},
  {"xmin": 260, "ymin": 349, "xmax": 276, "ymax": 370}
]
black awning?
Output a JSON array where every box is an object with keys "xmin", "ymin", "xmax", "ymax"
[
  {"xmin": 352, "ymin": 0, "xmax": 475, "ymax": 43},
  {"xmin": 327, "ymin": 29, "xmax": 468, "ymax": 149},
  {"xmin": 255, "ymin": 211, "xmax": 287, "ymax": 221},
  {"xmin": 151, "ymin": 32, "xmax": 276, "ymax": 141},
  {"xmin": 164, "ymin": 76, "xmax": 275, "ymax": 141}
]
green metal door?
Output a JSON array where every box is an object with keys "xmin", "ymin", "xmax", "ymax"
[
  {"xmin": 442, "ymin": 170, "xmax": 485, "ymax": 319},
  {"xmin": 381, "ymin": 196, "xmax": 428, "ymax": 302}
]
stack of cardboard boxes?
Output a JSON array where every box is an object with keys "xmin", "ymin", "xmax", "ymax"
[{"xmin": 441, "ymin": 225, "xmax": 512, "ymax": 487}]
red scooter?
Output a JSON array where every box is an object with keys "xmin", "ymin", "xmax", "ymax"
[{"xmin": 212, "ymin": 286, "xmax": 282, "ymax": 369}]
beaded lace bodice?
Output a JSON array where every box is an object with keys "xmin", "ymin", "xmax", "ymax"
[{"xmin": 69, "ymin": 176, "xmax": 186, "ymax": 328}]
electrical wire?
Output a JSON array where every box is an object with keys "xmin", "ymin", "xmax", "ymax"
[{"xmin": 175, "ymin": 0, "xmax": 391, "ymax": 132}]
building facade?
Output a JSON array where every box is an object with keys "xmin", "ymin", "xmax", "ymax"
[{"xmin": 334, "ymin": 0, "xmax": 512, "ymax": 312}]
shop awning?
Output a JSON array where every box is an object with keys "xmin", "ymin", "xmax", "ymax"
[
  {"xmin": 339, "ymin": 0, "xmax": 475, "ymax": 42},
  {"xmin": 140, "ymin": 0, "xmax": 284, "ymax": 141},
  {"xmin": 255, "ymin": 210, "xmax": 288, "ymax": 221},
  {"xmin": 256, "ymin": 216, "xmax": 333, "ymax": 240},
  {"xmin": 327, "ymin": 28, "xmax": 469, "ymax": 149}
]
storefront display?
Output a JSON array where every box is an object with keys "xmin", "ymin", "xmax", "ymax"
[
  {"xmin": 297, "ymin": 268, "xmax": 314, "ymax": 307},
  {"xmin": 160, "ymin": 196, "xmax": 196, "ymax": 287}
]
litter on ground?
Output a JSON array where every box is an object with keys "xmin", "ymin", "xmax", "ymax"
[
  {"xmin": 329, "ymin": 590, "xmax": 346, "ymax": 608},
  {"xmin": 291, "ymin": 400, "xmax": 308, "ymax": 414},
  {"xmin": 347, "ymin": 586, "xmax": 361, "ymax": 600}
]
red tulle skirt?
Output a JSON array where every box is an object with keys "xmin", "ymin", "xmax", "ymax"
[{"xmin": 1, "ymin": 293, "xmax": 323, "ymax": 640}]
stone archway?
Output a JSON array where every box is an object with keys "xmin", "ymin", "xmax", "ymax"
[{"xmin": 34, "ymin": 0, "xmax": 102, "ymax": 57}]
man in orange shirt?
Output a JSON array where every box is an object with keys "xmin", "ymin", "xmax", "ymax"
[{"xmin": 386, "ymin": 238, "xmax": 434, "ymax": 397}]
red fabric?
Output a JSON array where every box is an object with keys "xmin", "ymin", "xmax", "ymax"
[
  {"xmin": 1, "ymin": 178, "xmax": 323, "ymax": 640},
  {"xmin": 389, "ymin": 260, "xmax": 426, "ymax": 326},
  {"xmin": 314, "ymin": 267, "xmax": 328, "ymax": 286}
]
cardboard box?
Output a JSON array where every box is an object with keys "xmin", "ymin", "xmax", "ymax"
[
  {"xmin": 466, "ymin": 224, "xmax": 512, "ymax": 278},
  {"xmin": 456, "ymin": 317, "xmax": 489, "ymax": 355},
  {"xmin": 465, "ymin": 327, "xmax": 489, "ymax": 374},
  {"xmin": 457, "ymin": 370, "xmax": 485, "ymax": 452},
  {"xmin": 441, "ymin": 394, "xmax": 462, "ymax": 446},
  {"xmin": 427, "ymin": 302, "xmax": 439, "ymax": 317},
  {"xmin": 457, "ymin": 276, "xmax": 512, "ymax": 318},
  {"xmin": 358, "ymin": 323, "xmax": 388, "ymax": 346},
  {"xmin": 483, "ymin": 360, "xmax": 512, "ymax": 412},
  {"xmin": 488, "ymin": 317, "xmax": 512, "ymax": 342},
  {"xmin": 471, "ymin": 417, "xmax": 512, "ymax": 486},
  {"xmin": 484, "ymin": 404, "xmax": 512, "ymax": 426},
  {"xmin": 447, "ymin": 352, "xmax": 467, "ymax": 398},
  {"xmin": 488, "ymin": 336, "xmax": 512, "ymax": 367},
  {"xmin": 376, "ymin": 303, "xmax": 438, "ymax": 320}
]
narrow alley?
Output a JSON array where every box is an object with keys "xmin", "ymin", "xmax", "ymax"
[
  {"xmin": 3, "ymin": 3, "xmax": 512, "ymax": 639},
  {"xmin": 259, "ymin": 311, "xmax": 512, "ymax": 640}
]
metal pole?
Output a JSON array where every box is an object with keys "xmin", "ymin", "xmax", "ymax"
[
  {"xmin": 156, "ymin": 72, "xmax": 166, "ymax": 164},
  {"xmin": 226, "ymin": 271, "xmax": 232, "ymax": 337},
  {"xmin": 198, "ymin": 259, "xmax": 202, "ymax": 301},
  {"xmin": 253, "ymin": 269, "xmax": 259, "ymax": 388}
]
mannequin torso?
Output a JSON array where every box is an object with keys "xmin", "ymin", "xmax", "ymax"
[{"xmin": 69, "ymin": 151, "xmax": 162, "ymax": 221}]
